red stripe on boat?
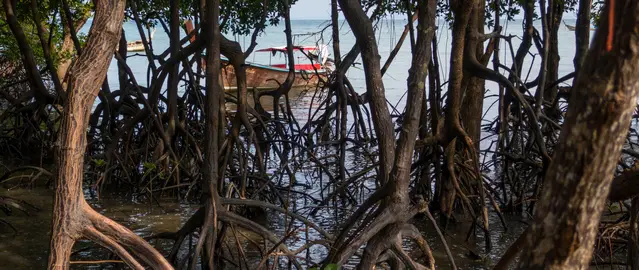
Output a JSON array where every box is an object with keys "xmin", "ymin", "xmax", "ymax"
[{"xmin": 270, "ymin": 63, "xmax": 322, "ymax": 70}]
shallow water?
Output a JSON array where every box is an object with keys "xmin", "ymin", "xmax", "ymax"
[
  {"xmin": 1, "ymin": 186, "xmax": 535, "ymax": 269},
  {"xmin": 0, "ymin": 188, "xmax": 199, "ymax": 269},
  {"xmin": 0, "ymin": 15, "xmax": 589, "ymax": 270}
]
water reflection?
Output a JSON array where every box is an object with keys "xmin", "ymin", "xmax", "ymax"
[
  {"xmin": 1, "ymin": 178, "xmax": 534, "ymax": 270},
  {"xmin": 224, "ymin": 85, "xmax": 325, "ymax": 113}
]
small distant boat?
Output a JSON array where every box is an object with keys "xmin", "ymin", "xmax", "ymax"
[
  {"xmin": 563, "ymin": 20, "xmax": 596, "ymax": 31},
  {"xmin": 220, "ymin": 45, "xmax": 332, "ymax": 91},
  {"xmin": 127, "ymin": 29, "xmax": 155, "ymax": 52}
]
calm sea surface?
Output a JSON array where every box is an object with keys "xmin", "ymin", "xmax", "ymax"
[{"xmin": 78, "ymin": 18, "xmax": 580, "ymax": 120}]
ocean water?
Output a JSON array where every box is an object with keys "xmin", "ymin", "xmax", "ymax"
[
  {"xmin": 78, "ymin": 17, "xmax": 580, "ymax": 121},
  {"xmin": 73, "ymin": 17, "xmax": 585, "ymax": 167}
]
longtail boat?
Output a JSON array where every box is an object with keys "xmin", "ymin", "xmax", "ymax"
[
  {"xmin": 221, "ymin": 46, "xmax": 331, "ymax": 91},
  {"xmin": 184, "ymin": 20, "xmax": 331, "ymax": 92}
]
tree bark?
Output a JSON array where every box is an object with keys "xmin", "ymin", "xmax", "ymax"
[
  {"xmin": 516, "ymin": 0, "xmax": 639, "ymax": 267},
  {"xmin": 607, "ymin": 168, "xmax": 639, "ymax": 201},
  {"xmin": 461, "ymin": 0, "xmax": 486, "ymax": 150},
  {"xmin": 542, "ymin": 0, "xmax": 564, "ymax": 114},
  {"xmin": 573, "ymin": 0, "xmax": 591, "ymax": 75},
  {"xmin": 501, "ymin": 0, "xmax": 533, "ymax": 116},
  {"xmin": 118, "ymin": 29, "xmax": 128, "ymax": 91},
  {"xmin": 167, "ymin": 0, "xmax": 180, "ymax": 139},
  {"xmin": 258, "ymin": 0, "xmax": 296, "ymax": 118},
  {"xmin": 47, "ymin": 1, "xmax": 173, "ymax": 269},
  {"xmin": 200, "ymin": 0, "xmax": 222, "ymax": 267},
  {"xmin": 327, "ymin": 0, "xmax": 437, "ymax": 267},
  {"xmin": 57, "ymin": 2, "xmax": 89, "ymax": 84},
  {"xmin": 440, "ymin": 0, "xmax": 474, "ymax": 220},
  {"xmin": 338, "ymin": 0, "xmax": 395, "ymax": 185},
  {"xmin": 629, "ymin": 198, "xmax": 639, "ymax": 269}
]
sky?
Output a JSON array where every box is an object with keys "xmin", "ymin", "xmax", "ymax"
[
  {"xmin": 290, "ymin": 0, "xmax": 332, "ymax": 20},
  {"xmin": 289, "ymin": 0, "xmax": 579, "ymax": 20}
]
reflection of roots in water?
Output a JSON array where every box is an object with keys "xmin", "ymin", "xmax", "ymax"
[{"xmin": 225, "ymin": 86, "xmax": 323, "ymax": 112}]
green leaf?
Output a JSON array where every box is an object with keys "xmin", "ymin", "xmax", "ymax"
[
  {"xmin": 92, "ymin": 159, "xmax": 106, "ymax": 167},
  {"xmin": 308, "ymin": 264, "xmax": 338, "ymax": 270},
  {"xmin": 325, "ymin": 264, "xmax": 339, "ymax": 270},
  {"xmin": 143, "ymin": 162, "xmax": 157, "ymax": 172}
]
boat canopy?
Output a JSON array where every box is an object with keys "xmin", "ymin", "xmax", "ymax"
[
  {"xmin": 256, "ymin": 44, "xmax": 330, "ymax": 65},
  {"xmin": 256, "ymin": 46, "xmax": 320, "ymax": 52}
]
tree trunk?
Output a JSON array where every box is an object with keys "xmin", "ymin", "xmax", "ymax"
[
  {"xmin": 327, "ymin": 0, "xmax": 437, "ymax": 267},
  {"xmin": 118, "ymin": 29, "xmax": 128, "ymax": 91},
  {"xmin": 573, "ymin": 0, "xmax": 591, "ymax": 75},
  {"xmin": 57, "ymin": 15, "xmax": 89, "ymax": 85},
  {"xmin": 542, "ymin": 0, "xmax": 564, "ymax": 116},
  {"xmin": 501, "ymin": 0, "xmax": 533, "ymax": 117},
  {"xmin": 57, "ymin": 33, "xmax": 76, "ymax": 83},
  {"xmin": 461, "ymin": 1, "xmax": 485, "ymax": 149},
  {"xmin": 459, "ymin": 0, "xmax": 494, "ymax": 249},
  {"xmin": 192, "ymin": 0, "xmax": 222, "ymax": 267},
  {"xmin": 167, "ymin": 0, "xmax": 180, "ymax": 139},
  {"xmin": 516, "ymin": 0, "xmax": 639, "ymax": 267},
  {"xmin": 258, "ymin": 0, "xmax": 296, "ymax": 119},
  {"xmin": 440, "ymin": 0, "xmax": 474, "ymax": 220},
  {"xmin": 629, "ymin": 198, "xmax": 639, "ymax": 269},
  {"xmin": 337, "ymin": 0, "xmax": 395, "ymax": 185},
  {"xmin": 608, "ymin": 168, "xmax": 639, "ymax": 201},
  {"xmin": 47, "ymin": 1, "xmax": 173, "ymax": 269}
]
